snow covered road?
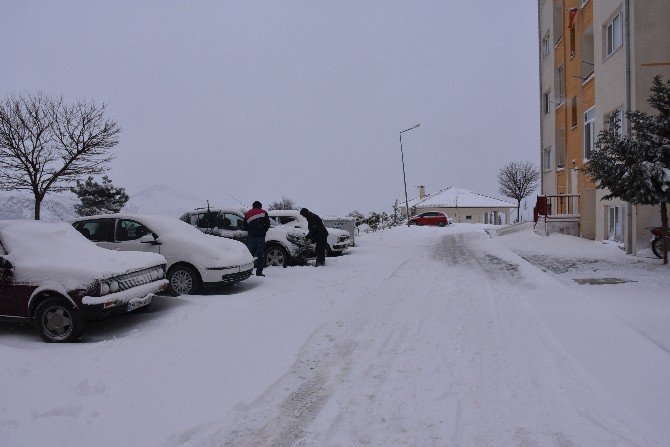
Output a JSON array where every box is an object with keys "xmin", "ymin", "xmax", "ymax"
[{"xmin": 2, "ymin": 225, "xmax": 669, "ymax": 446}]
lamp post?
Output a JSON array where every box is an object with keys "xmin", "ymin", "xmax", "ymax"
[{"xmin": 400, "ymin": 123, "xmax": 420, "ymax": 226}]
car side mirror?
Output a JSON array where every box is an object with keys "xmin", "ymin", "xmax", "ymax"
[
  {"xmin": 140, "ymin": 234, "xmax": 161, "ymax": 245},
  {"xmin": 0, "ymin": 257, "xmax": 12, "ymax": 269}
]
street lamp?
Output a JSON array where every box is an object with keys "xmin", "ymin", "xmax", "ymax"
[{"xmin": 400, "ymin": 123, "xmax": 420, "ymax": 227}]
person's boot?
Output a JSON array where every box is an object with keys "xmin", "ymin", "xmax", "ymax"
[{"xmin": 256, "ymin": 270, "xmax": 265, "ymax": 276}]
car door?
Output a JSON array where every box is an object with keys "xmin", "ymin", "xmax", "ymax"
[
  {"xmin": 110, "ymin": 219, "xmax": 160, "ymax": 255},
  {"xmin": 217, "ymin": 212, "xmax": 249, "ymax": 244}
]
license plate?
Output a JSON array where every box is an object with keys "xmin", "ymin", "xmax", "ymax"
[{"xmin": 127, "ymin": 295, "xmax": 152, "ymax": 312}]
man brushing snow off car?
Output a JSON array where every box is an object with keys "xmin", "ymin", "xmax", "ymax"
[
  {"xmin": 244, "ymin": 201, "xmax": 271, "ymax": 276},
  {"xmin": 300, "ymin": 208, "xmax": 328, "ymax": 267}
]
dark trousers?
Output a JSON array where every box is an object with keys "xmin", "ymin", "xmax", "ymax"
[
  {"xmin": 247, "ymin": 236, "xmax": 266, "ymax": 274},
  {"xmin": 314, "ymin": 234, "xmax": 327, "ymax": 265}
]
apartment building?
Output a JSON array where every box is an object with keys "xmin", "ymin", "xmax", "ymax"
[{"xmin": 538, "ymin": 0, "xmax": 670, "ymax": 253}]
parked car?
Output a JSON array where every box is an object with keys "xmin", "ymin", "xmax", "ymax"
[
  {"xmin": 0, "ymin": 220, "xmax": 168, "ymax": 342},
  {"xmin": 268, "ymin": 210, "xmax": 352, "ymax": 256},
  {"xmin": 409, "ymin": 211, "xmax": 452, "ymax": 227},
  {"xmin": 179, "ymin": 207, "xmax": 314, "ymax": 267},
  {"xmin": 71, "ymin": 214, "xmax": 254, "ymax": 295}
]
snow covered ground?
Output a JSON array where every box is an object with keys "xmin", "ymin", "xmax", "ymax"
[{"xmin": 1, "ymin": 224, "xmax": 669, "ymax": 446}]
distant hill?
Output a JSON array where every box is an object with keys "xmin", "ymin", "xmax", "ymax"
[
  {"xmin": 0, "ymin": 185, "xmax": 205, "ymax": 221},
  {"xmin": 123, "ymin": 185, "xmax": 205, "ymax": 217}
]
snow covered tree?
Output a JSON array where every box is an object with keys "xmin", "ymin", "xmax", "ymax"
[
  {"xmin": 268, "ymin": 196, "xmax": 297, "ymax": 210},
  {"xmin": 498, "ymin": 161, "xmax": 540, "ymax": 223},
  {"xmin": 71, "ymin": 176, "xmax": 129, "ymax": 216},
  {"xmin": 0, "ymin": 93, "xmax": 121, "ymax": 219},
  {"xmin": 347, "ymin": 210, "xmax": 365, "ymax": 226},
  {"xmin": 390, "ymin": 199, "xmax": 403, "ymax": 226},
  {"xmin": 585, "ymin": 75, "xmax": 670, "ymax": 264}
]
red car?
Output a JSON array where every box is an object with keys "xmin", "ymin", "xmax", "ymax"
[
  {"xmin": 409, "ymin": 211, "xmax": 451, "ymax": 227},
  {"xmin": 0, "ymin": 220, "xmax": 168, "ymax": 342}
]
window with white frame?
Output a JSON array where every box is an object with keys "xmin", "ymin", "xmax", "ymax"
[
  {"xmin": 544, "ymin": 146, "xmax": 552, "ymax": 171},
  {"xmin": 555, "ymin": 65, "xmax": 564, "ymax": 105},
  {"xmin": 543, "ymin": 90, "xmax": 552, "ymax": 115},
  {"xmin": 581, "ymin": 0, "xmax": 589, "ymax": 6},
  {"xmin": 606, "ymin": 10, "xmax": 623, "ymax": 56},
  {"xmin": 606, "ymin": 108, "xmax": 624, "ymax": 137},
  {"xmin": 542, "ymin": 32, "xmax": 551, "ymax": 58},
  {"xmin": 583, "ymin": 107, "xmax": 595, "ymax": 159}
]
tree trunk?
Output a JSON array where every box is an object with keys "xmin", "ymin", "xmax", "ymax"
[
  {"xmin": 661, "ymin": 201, "xmax": 668, "ymax": 265},
  {"xmin": 33, "ymin": 194, "xmax": 42, "ymax": 220},
  {"xmin": 516, "ymin": 201, "xmax": 521, "ymax": 223}
]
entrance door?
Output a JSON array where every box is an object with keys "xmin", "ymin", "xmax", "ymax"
[{"xmin": 608, "ymin": 206, "xmax": 623, "ymax": 242}]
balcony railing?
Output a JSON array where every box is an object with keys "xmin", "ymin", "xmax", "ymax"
[{"xmin": 534, "ymin": 194, "xmax": 580, "ymax": 223}]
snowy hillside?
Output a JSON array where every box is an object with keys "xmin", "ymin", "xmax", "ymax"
[
  {"xmin": 0, "ymin": 191, "xmax": 78, "ymax": 221},
  {"xmin": 122, "ymin": 185, "xmax": 205, "ymax": 217}
]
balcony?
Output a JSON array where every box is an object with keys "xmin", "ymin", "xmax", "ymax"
[{"xmin": 533, "ymin": 195, "xmax": 580, "ymax": 236}]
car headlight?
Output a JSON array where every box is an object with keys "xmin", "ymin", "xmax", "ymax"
[
  {"xmin": 286, "ymin": 234, "xmax": 304, "ymax": 245},
  {"xmin": 109, "ymin": 280, "xmax": 119, "ymax": 293},
  {"xmin": 100, "ymin": 281, "xmax": 110, "ymax": 296}
]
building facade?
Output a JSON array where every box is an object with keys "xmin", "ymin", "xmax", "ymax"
[{"xmin": 538, "ymin": 0, "xmax": 670, "ymax": 252}]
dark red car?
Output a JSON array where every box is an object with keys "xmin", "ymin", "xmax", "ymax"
[
  {"xmin": 409, "ymin": 211, "xmax": 451, "ymax": 227},
  {"xmin": 0, "ymin": 220, "xmax": 168, "ymax": 342}
]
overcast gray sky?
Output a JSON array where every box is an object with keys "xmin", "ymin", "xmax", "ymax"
[{"xmin": 2, "ymin": 0, "xmax": 539, "ymax": 217}]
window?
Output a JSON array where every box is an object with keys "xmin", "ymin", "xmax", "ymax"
[
  {"xmin": 606, "ymin": 10, "xmax": 623, "ymax": 56},
  {"xmin": 606, "ymin": 108, "xmax": 624, "ymax": 137},
  {"xmin": 220, "ymin": 213, "xmax": 246, "ymax": 230},
  {"xmin": 76, "ymin": 219, "xmax": 114, "ymax": 242},
  {"xmin": 581, "ymin": 0, "xmax": 589, "ymax": 5},
  {"xmin": 571, "ymin": 97, "xmax": 578, "ymax": 127},
  {"xmin": 116, "ymin": 219, "xmax": 151, "ymax": 241},
  {"xmin": 543, "ymin": 90, "xmax": 552, "ymax": 115},
  {"xmin": 583, "ymin": 107, "xmax": 596, "ymax": 159},
  {"xmin": 542, "ymin": 32, "xmax": 551, "ymax": 58},
  {"xmin": 544, "ymin": 146, "xmax": 552, "ymax": 171},
  {"xmin": 555, "ymin": 65, "xmax": 564, "ymax": 105}
]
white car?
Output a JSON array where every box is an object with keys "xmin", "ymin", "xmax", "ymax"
[
  {"xmin": 179, "ymin": 207, "xmax": 315, "ymax": 267},
  {"xmin": 71, "ymin": 214, "xmax": 254, "ymax": 295},
  {"xmin": 268, "ymin": 210, "xmax": 352, "ymax": 256}
]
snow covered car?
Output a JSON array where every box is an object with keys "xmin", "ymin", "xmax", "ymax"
[
  {"xmin": 71, "ymin": 214, "xmax": 254, "ymax": 295},
  {"xmin": 268, "ymin": 210, "xmax": 352, "ymax": 256},
  {"xmin": 179, "ymin": 207, "xmax": 315, "ymax": 267},
  {"xmin": 409, "ymin": 211, "xmax": 452, "ymax": 227},
  {"xmin": 0, "ymin": 220, "xmax": 168, "ymax": 343}
]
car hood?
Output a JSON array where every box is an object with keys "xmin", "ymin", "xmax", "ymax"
[{"xmin": 160, "ymin": 232, "xmax": 253, "ymax": 267}]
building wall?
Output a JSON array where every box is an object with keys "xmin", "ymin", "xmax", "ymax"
[
  {"xmin": 539, "ymin": 0, "xmax": 670, "ymax": 251},
  {"xmin": 539, "ymin": 0, "xmax": 557, "ymax": 195}
]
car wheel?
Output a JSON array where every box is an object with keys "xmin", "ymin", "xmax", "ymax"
[
  {"xmin": 438, "ymin": 221, "xmax": 446, "ymax": 227},
  {"xmin": 266, "ymin": 245, "xmax": 289, "ymax": 267},
  {"xmin": 651, "ymin": 237, "xmax": 664, "ymax": 259},
  {"xmin": 34, "ymin": 297, "xmax": 84, "ymax": 343},
  {"xmin": 168, "ymin": 265, "xmax": 201, "ymax": 295}
]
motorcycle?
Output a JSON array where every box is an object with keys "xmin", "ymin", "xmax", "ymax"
[{"xmin": 650, "ymin": 227, "xmax": 670, "ymax": 259}]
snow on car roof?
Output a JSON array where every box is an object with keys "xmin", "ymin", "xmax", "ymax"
[{"xmin": 0, "ymin": 220, "xmax": 165, "ymax": 289}]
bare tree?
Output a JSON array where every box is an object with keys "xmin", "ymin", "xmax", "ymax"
[
  {"xmin": 0, "ymin": 93, "xmax": 120, "ymax": 219},
  {"xmin": 498, "ymin": 161, "xmax": 540, "ymax": 223},
  {"xmin": 268, "ymin": 196, "xmax": 297, "ymax": 210}
]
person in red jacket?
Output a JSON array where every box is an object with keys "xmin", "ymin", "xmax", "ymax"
[{"xmin": 244, "ymin": 201, "xmax": 271, "ymax": 276}]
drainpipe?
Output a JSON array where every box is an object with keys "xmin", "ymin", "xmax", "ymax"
[
  {"xmin": 537, "ymin": 0, "xmax": 544, "ymax": 194},
  {"xmin": 624, "ymin": 0, "xmax": 634, "ymax": 254}
]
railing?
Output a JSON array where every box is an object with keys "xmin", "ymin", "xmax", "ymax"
[{"xmin": 534, "ymin": 194, "xmax": 580, "ymax": 223}]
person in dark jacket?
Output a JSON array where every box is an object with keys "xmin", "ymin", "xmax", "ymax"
[
  {"xmin": 245, "ymin": 201, "xmax": 271, "ymax": 276},
  {"xmin": 300, "ymin": 208, "xmax": 328, "ymax": 267}
]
